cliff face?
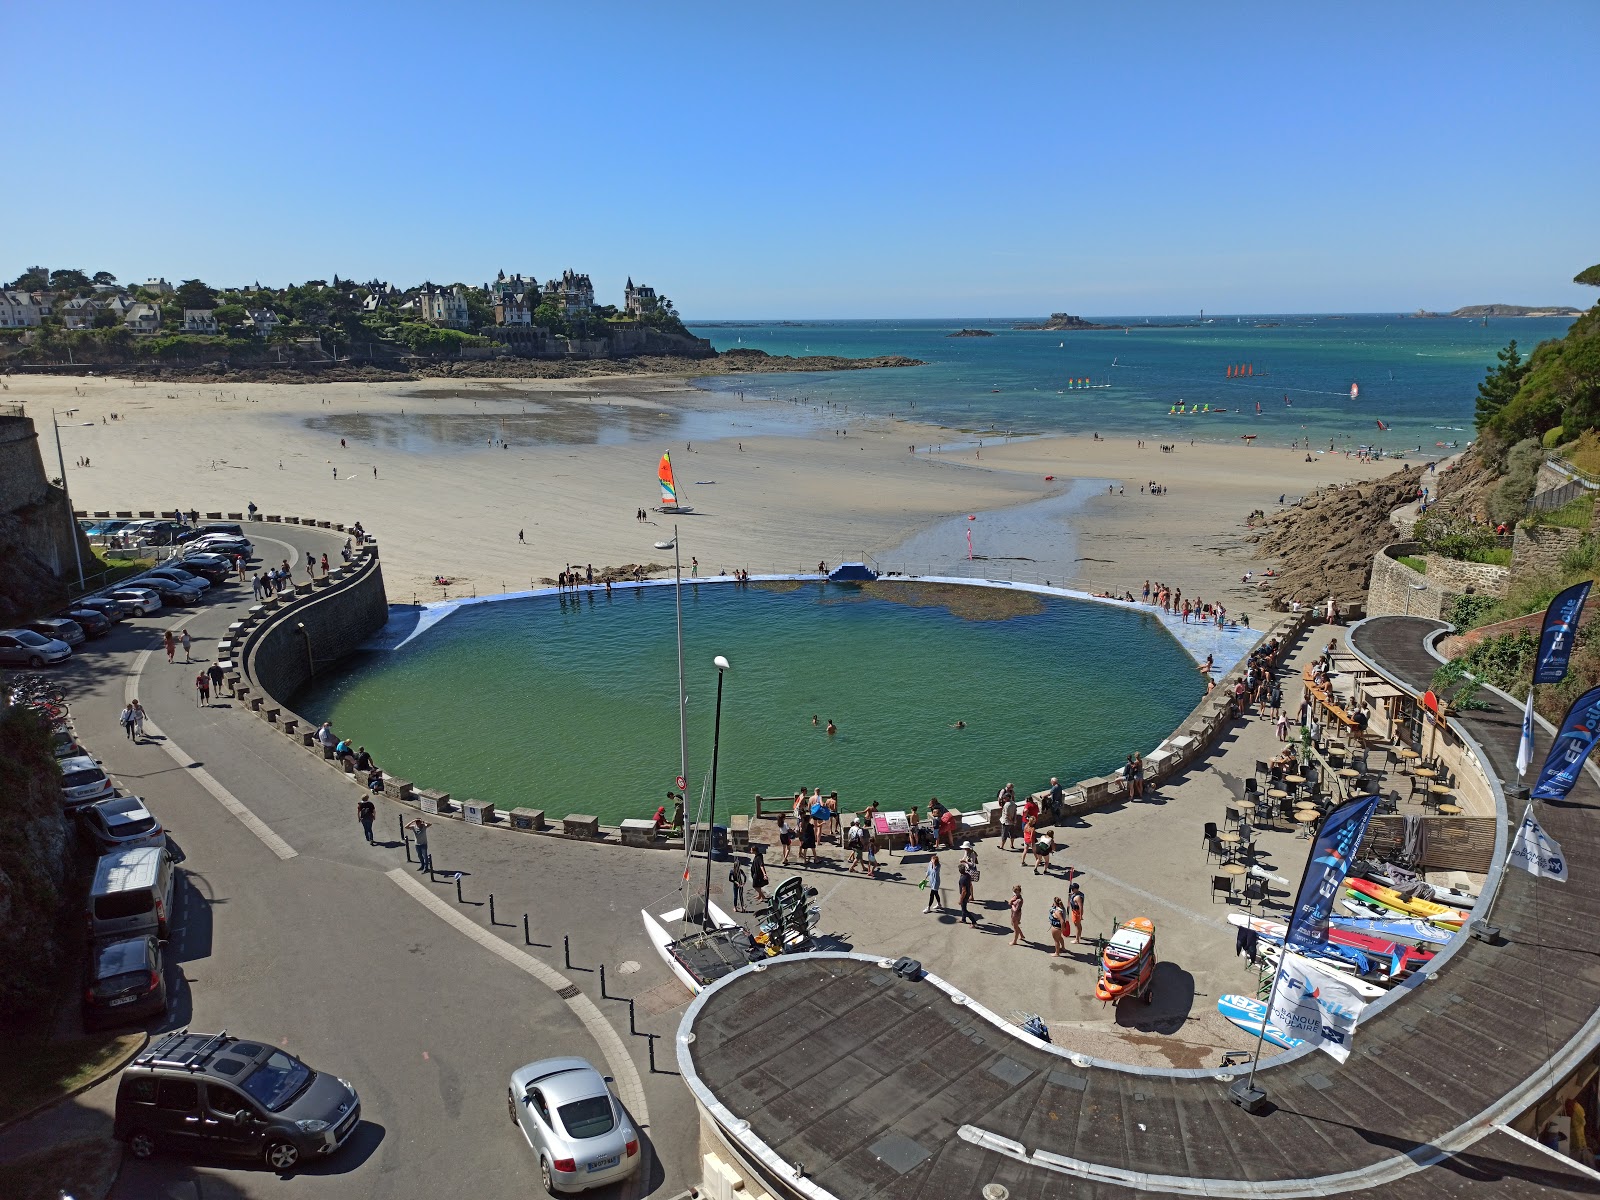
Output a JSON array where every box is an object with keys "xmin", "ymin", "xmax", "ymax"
[
  {"xmin": 0, "ymin": 706, "xmax": 69, "ymax": 1018},
  {"xmin": 0, "ymin": 414, "xmax": 95, "ymax": 623}
]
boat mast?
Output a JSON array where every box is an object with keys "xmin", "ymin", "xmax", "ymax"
[{"xmin": 673, "ymin": 525, "xmax": 688, "ymax": 799}]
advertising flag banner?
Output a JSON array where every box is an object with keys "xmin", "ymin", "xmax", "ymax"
[
  {"xmin": 1508, "ymin": 803, "xmax": 1569, "ymax": 882},
  {"xmin": 1517, "ymin": 690, "xmax": 1535, "ymax": 778},
  {"xmin": 1285, "ymin": 794, "xmax": 1382, "ymax": 955},
  {"xmin": 1531, "ymin": 685, "xmax": 1600, "ymax": 802},
  {"xmin": 1533, "ymin": 581, "xmax": 1592, "ymax": 684},
  {"xmin": 1267, "ymin": 956, "xmax": 1368, "ymax": 1063}
]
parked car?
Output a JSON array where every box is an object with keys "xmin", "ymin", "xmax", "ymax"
[
  {"xmin": 81, "ymin": 795, "xmax": 167, "ymax": 852},
  {"xmin": 76, "ymin": 597, "xmax": 129, "ymax": 624},
  {"xmin": 176, "ymin": 522, "xmax": 245, "ymax": 544},
  {"xmin": 83, "ymin": 518, "xmax": 133, "ymax": 537},
  {"xmin": 23, "ymin": 617, "xmax": 86, "ymax": 647},
  {"xmin": 87, "ymin": 845, "xmax": 176, "ymax": 940},
  {"xmin": 51, "ymin": 727, "xmax": 84, "ymax": 758},
  {"xmin": 64, "ymin": 607, "xmax": 113, "ymax": 638},
  {"xmin": 59, "ymin": 754, "xmax": 116, "ymax": 809},
  {"xmin": 144, "ymin": 566, "xmax": 211, "ymax": 592},
  {"xmin": 115, "ymin": 1031, "xmax": 361, "ymax": 1172},
  {"xmin": 106, "ymin": 587, "xmax": 163, "ymax": 616},
  {"xmin": 83, "ymin": 935, "xmax": 168, "ymax": 1028},
  {"xmin": 171, "ymin": 554, "xmax": 232, "ymax": 583},
  {"xmin": 128, "ymin": 576, "xmax": 201, "ymax": 605},
  {"xmin": 0, "ymin": 628, "xmax": 73, "ymax": 668},
  {"xmin": 507, "ymin": 1058, "xmax": 641, "ymax": 1194},
  {"xmin": 119, "ymin": 520, "xmax": 185, "ymax": 545},
  {"xmin": 189, "ymin": 535, "xmax": 253, "ymax": 559}
]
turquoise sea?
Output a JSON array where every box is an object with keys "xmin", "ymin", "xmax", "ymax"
[
  {"xmin": 688, "ymin": 315, "xmax": 1577, "ymax": 452},
  {"xmin": 297, "ymin": 583, "xmax": 1199, "ymax": 826}
]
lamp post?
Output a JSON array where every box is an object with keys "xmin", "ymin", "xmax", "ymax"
[
  {"xmin": 652, "ymin": 527, "xmax": 689, "ymax": 800},
  {"xmin": 1402, "ymin": 582, "xmax": 1428, "ymax": 617},
  {"xmin": 701, "ymin": 654, "xmax": 730, "ymax": 930},
  {"xmin": 51, "ymin": 411, "xmax": 93, "ymax": 590}
]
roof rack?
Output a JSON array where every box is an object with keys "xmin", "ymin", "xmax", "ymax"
[{"xmin": 137, "ymin": 1028, "xmax": 230, "ymax": 1072}]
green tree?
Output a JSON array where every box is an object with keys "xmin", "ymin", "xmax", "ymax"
[
  {"xmin": 212, "ymin": 303, "xmax": 248, "ymax": 333},
  {"xmin": 175, "ymin": 278, "xmax": 216, "ymax": 310},
  {"xmin": 48, "ymin": 268, "xmax": 91, "ymax": 291},
  {"xmin": 92, "ymin": 270, "xmax": 118, "ymax": 286},
  {"xmin": 8, "ymin": 265, "xmax": 49, "ymax": 290},
  {"xmin": 1474, "ymin": 340, "xmax": 1528, "ymax": 432},
  {"xmin": 1576, "ymin": 264, "xmax": 1600, "ymax": 288},
  {"xmin": 92, "ymin": 306, "xmax": 120, "ymax": 329}
]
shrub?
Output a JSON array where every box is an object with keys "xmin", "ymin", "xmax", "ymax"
[
  {"xmin": 1412, "ymin": 510, "xmax": 1496, "ymax": 560},
  {"xmin": 1543, "ymin": 425, "xmax": 1567, "ymax": 448},
  {"xmin": 1448, "ymin": 592, "xmax": 1500, "ymax": 630},
  {"xmin": 1487, "ymin": 437, "xmax": 1544, "ymax": 524}
]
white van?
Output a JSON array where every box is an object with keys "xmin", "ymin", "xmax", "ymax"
[{"xmin": 87, "ymin": 846, "xmax": 176, "ymax": 941}]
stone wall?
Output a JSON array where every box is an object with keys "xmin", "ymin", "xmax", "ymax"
[
  {"xmin": 1511, "ymin": 523, "xmax": 1585, "ymax": 577},
  {"xmin": 245, "ymin": 547, "xmax": 389, "ymax": 707},
  {"xmin": 1366, "ymin": 541, "xmax": 1509, "ymax": 621},
  {"xmin": 0, "ymin": 413, "xmax": 96, "ymax": 622}
]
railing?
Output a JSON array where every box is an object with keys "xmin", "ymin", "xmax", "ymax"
[{"xmin": 1544, "ymin": 449, "xmax": 1600, "ymax": 489}]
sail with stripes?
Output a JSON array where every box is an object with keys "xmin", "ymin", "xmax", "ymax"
[{"xmin": 658, "ymin": 452, "xmax": 678, "ymax": 506}]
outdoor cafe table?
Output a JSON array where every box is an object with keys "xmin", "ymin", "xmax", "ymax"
[
  {"xmin": 1221, "ymin": 862, "xmax": 1248, "ymax": 877},
  {"xmin": 1428, "ymin": 783, "xmax": 1453, "ymax": 796},
  {"xmin": 1414, "ymin": 767, "xmax": 1439, "ymax": 779},
  {"xmin": 1284, "ymin": 774, "xmax": 1306, "ymax": 785},
  {"xmin": 1267, "ymin": 787, "xmax": 1289, "ymax": 800},
  {"xmin": 1338, "ymin": 768, "xmax": 1361, "ymax": 779},
  {"xmin": 1219, "ymin": 831, "xmax": 1242, "ymax": 846},
  {"xmin": 1438, "ymin": 803, "xmax": 1463, "ymax": 815}
]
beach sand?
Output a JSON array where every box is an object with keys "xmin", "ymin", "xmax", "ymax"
[{"xmin": 5, "ymin": 372, "xmax": 1393, "ymax": 607}]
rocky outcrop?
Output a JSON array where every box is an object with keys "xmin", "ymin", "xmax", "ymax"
[
  {"xmin": 1446, "ymin": 304, "xmax": 1582, "ymax": 318},
  {"xmin": 708, "ymin": 349, "xmax": 925, "ymax": 372},
  {"xmin": 1250, "ymin": 465, "xmax": 1427, "ymax": 607},
  {"xmin": 946, "ymin": 329, "xmax": 995, "ymax": 338},
  {"xmin": 1013, "ymin": 313, "xmax": 1120, "ymax": 331}
]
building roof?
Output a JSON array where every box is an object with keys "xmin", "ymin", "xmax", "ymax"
[{"xmin": 678, "ymin": 614, "xmax": 1600, "ymax": 1199}]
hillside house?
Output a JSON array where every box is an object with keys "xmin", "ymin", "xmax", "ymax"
[
  {"xmin": 143, "ymin": 277, "xmax": 175, "ymax": 296},
  {"xmin": 488, "ymin": 271, "xmax": 539, "ymax": 303},
  {"xmin": 122, "ymin": 302, "xmax": 161, "ymax": 335},
  {"xmin": 244, "ymin": 309, "xmax": 280, "ymax": 337},
  {"xmin": 183, "ymin": 308, "xmax": 219, "ymax": 334},
  {"xmin": 624, "ymin": 278, "xmax": 658, "ymax": 315},
  {"xmin": 0, "ymin": 290, "xmax": 42, "ymax": 327},
  {"xmin": 543, "ymin": 270, "xmax": 595, "ymax": 315},
  {"xmin": 494, "ymin": 295, "xmax": 534, "ymax": 326},
  {"xmin": 415, "ymin": 284, "xmax": 470, "ymax": 328},
  {"xmin": 59, "ymin": 296, "xmax": 106, "ymax": 329}
]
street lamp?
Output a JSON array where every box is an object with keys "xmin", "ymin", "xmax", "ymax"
[
  {"xmin": 1403, "ymin": 582, "xmax": 1428, "ymax": 617},
  {"xmin": 51, "ymin": 410, "xmax": 94, "ymax": 590},
  {"xmin": 653, "ymin": 528, "xmax": 689, "ymax": 801},
  {"xmin": 700, "ymin": 654, "xmax": 731, "ymax": 930}
]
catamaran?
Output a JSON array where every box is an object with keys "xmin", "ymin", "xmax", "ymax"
[{"xmin": 655, "ymin": 451, "xmax": 694, "ymax": 514}]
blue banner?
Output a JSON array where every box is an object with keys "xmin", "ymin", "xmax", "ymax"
[
  {"xmin": 1285, "ymin": 794, "xmax": 1382, "ymax": 955},
  {"xmin": 1534, "ymin": 581, "xmax": 1591, "ymax": 685},
  {"xmin": 1532, "ymin": 684, "xmax": 1600, "ymax": 802}
]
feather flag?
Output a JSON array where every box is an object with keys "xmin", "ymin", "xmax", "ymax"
[{"xmin": 1517, "ymin": 689, "xmax": 1535, "ymax": 778}]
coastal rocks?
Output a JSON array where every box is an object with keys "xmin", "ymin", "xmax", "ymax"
[
  {"xmin": 712, "ymin": 348, "xmax": 925, "ymax": 372},
  {"xmin": 946, "ymin": 329, "xmax": 996, "ymax": 338},
  {"xmin": 1251, "ymin": 465, "xmax": 1427, "ymax": 606},
  {"xmin": 1013, "ymin": 313, "xmax": 1120, "ymax": 331}
]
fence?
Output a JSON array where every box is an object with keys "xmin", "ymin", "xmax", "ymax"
[{"xmin": 1528, "ymin": 479, "xmax": 1592, "ymax": 513}]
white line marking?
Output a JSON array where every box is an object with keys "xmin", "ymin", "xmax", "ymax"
[
  {"xmin": 1493, "ymin": 1123, "xmax": 1600, "ymax": 1182},
  {"xmin": 125, "ymin": 608, "xmax": 296, "ymax": 860},
  {"xmin": 386, "ymin": 869, "xmax": 650, "ymax": 1128}
]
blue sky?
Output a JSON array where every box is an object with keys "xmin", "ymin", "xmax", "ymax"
[{"xmin": 4, "ymin": 2, "xmax": 1596, "ymax": 317}]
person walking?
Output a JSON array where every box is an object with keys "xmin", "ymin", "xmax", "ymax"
[
  {"xmin": 1034, "ymin": 829, "xmax": 1054, "ymax": 875},
  {"xmin": 195, "ymin": 671, "xmax": 210, "ymax": 707},
  {"xmin": 407, "ymin": 818, "xmax": 432, "ymax": 872},
  {"xmin": 181, "ymin": 629, "xmax": 192, "ymax": 663},
  {"xmin": 320, "ymin": 553, "xmax": 330, "ymax": 576},
  {"xmin": 957, "ymin": 861, "xmax": 979, "ymax": 928},
  {"xmin": 207, "ymin": 660, "xmax": 225, "ymax": 696},
  {"xmin": 749, "ymin": 846, "xmax": 770, "ymax": 904},
  {"xmin": 1020, "ymin": 815, "xmax": 1038, "ymax": 867},
  {"xmin": 728, "ymin": 858, "xmax": 747, "ymax": 912},
  {"xmin": 120, "ymin": 702, "xmax": 136, "ymax": 740},
  {"xmin": 923, "ymin": 854, "xmax": 944, "ymax": 912},
  {"xmin": 1049, "ymin": 896, "xmax": 1069, "ymax": 957},
  {"xmin": 1009, "ymin": 884, "xmax": 1026, "ymax": 946},
  {"xmin": 164, "ymin": 629, "xmax": 176, "ymax": 664},
  {"xmin": 846, "ymin": 818, "xmax": 866, "ymax": 873},
  {"xmin": 357, "ymin": 795, "xmax": 376, "ymax": 845},
  {"xmin": 1000, "ymin": 792, "xmax": 1018, "ymax": 851},
  {"xmin": 776, "ymin": 813, "xmax": 793, "ymax": 865},
  {"xmin": 130, "ymin": 699, "xmax": 146, "ymax": 741},
  {"xmin": 1068, "ymin": 881, "xmax": 1085, "ymax": 944}
]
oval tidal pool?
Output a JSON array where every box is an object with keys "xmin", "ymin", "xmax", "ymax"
[{"xmin": 296, "ymin": 581, "xmax": 1202, "ymax": 826}]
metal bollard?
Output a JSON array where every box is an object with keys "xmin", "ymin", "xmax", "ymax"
[
  {"xmin": 599, "ymin": 964, "xmax": 608, "ymax": 999},
  {"xmin": 523, "ymin": 913, "xmax": 530, "ymax": 945},
  {"xmin": 455, "ymin": 875, "xmax": 464, "ymax": 905},
  {"xmin": 401, "ymin": 814, "xmax": 411, "ymax": 862},
  {"xmin": 628, "ymin": 998, "xmax": 637, "ymax": 1036},
  {"xmin": 564, "ymin": 935, "xmax": 571, "ymax": 969},
  {"xmin": 490, "ymin": 893, "xmax": 496, "ymax": 925}
]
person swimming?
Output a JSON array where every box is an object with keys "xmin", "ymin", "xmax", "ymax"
[
  {"xmin": 951, "ymin": 720, "xmax": 966, "ymax": 729},
  {"xmin": 826, "ymin": 719, "xmax": 836, "ymax": 735}
]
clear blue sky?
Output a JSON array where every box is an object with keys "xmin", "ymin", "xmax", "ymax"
[{"xmin": 5, "ymin": 2, "xmax": 1596, "ymax": 317}]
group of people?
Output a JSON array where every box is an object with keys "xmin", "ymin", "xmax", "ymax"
[
  {"xmin": 193, "ymin": 661, "xmax": 226, "ymax": 706},
  {"xmin": 919, "ymin": 847, "xmax": 1087, "ymax": 955},
  {"xmin": 316, "ymin": 720, "xmax": 384, "ymax": 794},
  {"xmin": 1140, "ymin": 580, "xmax": 1232, "ymax": 628}
]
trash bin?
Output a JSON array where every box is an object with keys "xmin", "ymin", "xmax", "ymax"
[{"xmin": 710, "ymin": 824, "xmax": 731, "ymax": 861}]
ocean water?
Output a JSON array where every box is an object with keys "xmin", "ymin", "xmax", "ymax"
[
  {"xmin": 688, "ymin": 315, "xmax": 1577, "ymax": 452},
  {"xmin": 296, "ymin": 582, "xmax": 1199, "ymax": 826}
]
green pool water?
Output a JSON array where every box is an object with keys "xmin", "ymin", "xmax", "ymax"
[{"xmin": 295, "ymin": 581, "xmax": 1201, "ymax": 826}]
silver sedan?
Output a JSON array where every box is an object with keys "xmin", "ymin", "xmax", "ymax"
[{"xmin": 507, "ymin": 1057, "xmax": 640, "ymax": 1194}]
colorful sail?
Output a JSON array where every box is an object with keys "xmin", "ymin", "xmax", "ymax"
[
  {"xmin": 1350, "ymin": 382, "xmax": 1360, "ymax": 400},
  {"xmin": 658, "ymin": 452, "xmax": 678, "ymax": 506},
  {"xmin": 1376, "ymin": 418, "xmax": 1388, "ymax": 431}
]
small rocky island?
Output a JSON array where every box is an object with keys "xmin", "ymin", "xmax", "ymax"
[
  {"xmin": 1013, "ymin": 312, "xmax": 1120, "ymax": 331},
  {"xmin": 946, "ymin": 328, "xmax": 995, "ymax": 338},
  {"xmin": 1413, "ymin": 304, "xmax": 1582, "ymax": 319}
]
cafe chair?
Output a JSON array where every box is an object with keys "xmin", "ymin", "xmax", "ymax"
[
  {"xmin": 1211, "ymin": 874, "xmax": 1236, "ymax": 904},
  {"xmin": 1202, "ymin": 820, "xmax": 1219, "ymax": 845}
]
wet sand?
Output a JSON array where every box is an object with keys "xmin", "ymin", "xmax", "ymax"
[{"xmin": 4, "ymin": 371, "xmax": 1393, "ymax": 606}]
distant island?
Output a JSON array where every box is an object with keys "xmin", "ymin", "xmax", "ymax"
[
  {"xmin": 1013, "ymin": 313, "xmax": 1121, "ymax": 331},
  {"xmin": 1413, "ymin": 304, "xmax": 1582, "ymax": 319},
  {"xmin": 946, "ymin": 328, "xmax": 995, "ymax": 338}
]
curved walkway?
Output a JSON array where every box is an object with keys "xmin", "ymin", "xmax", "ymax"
[{"xmin": 673, "ymin": 614, "xmax": 1600, "ymax": 1198}]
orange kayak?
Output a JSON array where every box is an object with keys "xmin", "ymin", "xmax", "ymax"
[{"xmin": 1095, "ymin": 916, "xmax": 1156, "ymax": 1004}]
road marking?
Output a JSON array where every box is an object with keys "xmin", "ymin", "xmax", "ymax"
[
  {"xmin": 386, "ymin": 868, "xmax": 650, "ymax": 1129},
  {"xmin": 125, "ymin": 609, "xmax": 297, "ymax": 860}
]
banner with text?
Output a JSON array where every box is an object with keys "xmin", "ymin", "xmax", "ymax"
[
  {"xmin": 1532, "ymin": 685, "xmax": 1600, "ymax": 803},
  {"xmin": 1285, "ymin": 793, "xmax": 1382, "ymax": 955},
  {"xmin": 1268, "ymin": 956, "xmax": 1369, "ymax": 1063},
  {"xmin": 1534, "ymin": 581, "xmax": 1592, "ymax": 684}
]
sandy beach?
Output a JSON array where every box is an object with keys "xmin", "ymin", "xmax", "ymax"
[{"xmin": 4, "ymin": 371, "xmax": 1394, "ymax": 606}]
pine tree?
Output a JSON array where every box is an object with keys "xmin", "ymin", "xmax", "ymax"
[{"xmin": 1475, "ymin": 339, "xmax": 1529, "ymax": 432}]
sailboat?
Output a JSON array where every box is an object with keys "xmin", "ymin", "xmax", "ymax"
[{"xmin": 656, "ymin": 451, "xmax": 695, "ymax": 514}]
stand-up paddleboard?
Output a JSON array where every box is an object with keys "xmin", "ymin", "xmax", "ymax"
[
  {"xmin": 1333, "ymin": 907, "xmax": 1454, "ymax": 947},
  {"xmin": 1346, "ymin": 879, "xmax": 1467, "ymax": 926},
  {"xmin": 1218, "ymin": 994, "xmax": 1305, "ymax": 1050},
  {"xmin": 1228, "ymin": 912, "xmax": 1434, "ymax": 972},
  {"xmin": 1258, "ymin": 946, "xmax": 1387, "ymax": 999}
]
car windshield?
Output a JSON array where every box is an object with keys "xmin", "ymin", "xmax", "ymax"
[
  {"xmin": 557, "ymin": 1095, "xmax": 615, "ymax": 1139},
  {"xmin": 238, "ymin": 1050, "xmax": 313, "ymax": 1112},
  {"xmin": 14, "ymin": 630, "xmax": 49, "ymax": 646}
]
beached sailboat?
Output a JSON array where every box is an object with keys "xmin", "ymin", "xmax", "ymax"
[{"xmin": 656, "ymin": 451, "xmax": 695, "ymax": 514}]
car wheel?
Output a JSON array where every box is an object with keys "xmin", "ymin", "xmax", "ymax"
[
  {"xmin": 127, "ymin": 1129, "xmax": 157, "ymax": 1159},
  {"xmin": 540, "ymin": 1156, "xmax": 558, "ymax": 1196},
  {"xmin": 27, "ymin": 656, "xmax": 43, "ymax": 669},
  {"xmin": 507, "ymin": 1088, "xmax": 518, "ymax": 1124},
  {"xmin": 264, "ymin": 1139, "xmax": 301, "ymax": 1172}
]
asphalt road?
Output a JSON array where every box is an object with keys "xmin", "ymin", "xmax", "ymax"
[{"xmin": 16, "ymin": 528, "xmax": 704, "ymax": 1200}]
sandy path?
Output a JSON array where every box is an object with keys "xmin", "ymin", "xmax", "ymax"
[{"xmin": 4, "ymin": 372, "xmax": 1392, "ymax": 606}]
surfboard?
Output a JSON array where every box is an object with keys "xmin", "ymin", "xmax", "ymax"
[
  {"xmin": 1218, "ymin": 994, "xmax": 1305, "ymax": 1050},
  {"xmin": 1334, "ymin": 903, "xmax": 1454, "ymax": 946}
]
